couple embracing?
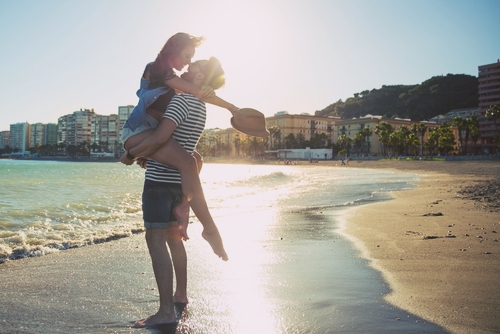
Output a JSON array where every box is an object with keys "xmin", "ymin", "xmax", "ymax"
[{"xmin": 120, "ymin": 32, "xmax": 234, "ymax": 329}]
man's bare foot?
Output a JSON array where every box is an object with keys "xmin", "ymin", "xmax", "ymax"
[
  {"xmin": 202, "ymin": 228, "xmax": 228, "ymax": 261},
  {"xmin": 173, "ymin": 196, "xmax": 190, "ymax": 241},
  {"xmin": 133, "ymin": 312, "xmax": 177, "ymax": 328}
]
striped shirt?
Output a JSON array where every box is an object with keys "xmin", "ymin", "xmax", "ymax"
[{"xmin": 145, "ymin": 94, "xmax": 206, "ymax": 183}]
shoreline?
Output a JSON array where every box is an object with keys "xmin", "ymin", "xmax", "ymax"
[
  {"xmin": 1, "ymin": 160, "xmax": 498, "ymax": 333},
  {"xmin": 341, "ymin": 160, "xmax": 500, "ymax": 334}
]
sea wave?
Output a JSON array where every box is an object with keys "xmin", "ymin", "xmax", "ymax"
[{"xmin": 0, "ymin": 225, "xmax": 144, "ymax": 263}]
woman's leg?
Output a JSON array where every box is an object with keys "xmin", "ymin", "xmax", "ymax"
[
  {"xmin": 148, "ymin": 138, "xmax": 228, "ymax": 261},
  {"xmin": 123, "ymin": 129, "xmax": 156, "ymax": 150},
  {"xmin": 171, "ymin": 152, "xmax": 203, "ymax": 241}
]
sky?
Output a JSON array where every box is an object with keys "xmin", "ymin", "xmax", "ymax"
[{"xmin": 0, "ymin": 0, "xmax": 499, "ymax": 132}]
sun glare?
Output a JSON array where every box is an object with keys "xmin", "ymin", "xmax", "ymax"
[{"xmin": 190, "ymin": 1, "xmax": 284, "ymax": 82}]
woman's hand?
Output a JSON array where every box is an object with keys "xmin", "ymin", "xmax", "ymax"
[
  {"xmin": 136, "ymin": 157, "xmax": 148, "ymax": 169},
  {"xmin": 198, "ymin": 85, "xmax": 215, "ymax": 100},
  {"xmin": 120, "ymin": 152, "xmax": 135, "ymax": 165}
]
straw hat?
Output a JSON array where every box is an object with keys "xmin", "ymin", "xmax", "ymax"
[{"xmin": 230, "ymin": 108, "xmax": 270, "ymax": 138}]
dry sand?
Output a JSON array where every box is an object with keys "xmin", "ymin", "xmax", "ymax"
[{"xmin": 340, "ymin": 160, "xmax": 500, "ymax": 334}]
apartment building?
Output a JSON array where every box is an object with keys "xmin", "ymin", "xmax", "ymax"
[
  {"xmin": 58, "ymin": 109, "xmax": 95, "ymax": 147},
  {"xmin": 29, "ymin": 123, "xmax": 57, "ymax": 148},
  {"xmin": 265, "ymin": 111, "xmax": 339, "ymax": 149},
  {"xmin": 9, "ymin": 122, "xmax": 30, "ymax": 151},
  {"xmin": 0, "ymin": 131, "xmax": 10, "ymax": 149},
  {"xmin": 91, "ymin": 114, "xmax": 119, "ymax": 153},
  {"xmin": 29, "ymin": 123, "xmax": 46, "ymax": 148},
  {"xmin": 478, "ymin": 60, "xmax": 500, "ymax": 154},
  {"xmin": 430, "ymin": 107, "xmax": 480, "ymax": 124},
  {"xmin": 117, "ymin": 105, "xmax": 134, "ymax": 138},
  {"xmin": 44, "ymin": 123, "xmax": 58, "ymax": 146}
]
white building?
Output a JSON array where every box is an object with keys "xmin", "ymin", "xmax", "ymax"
[{"xmin": 275, "ymin": 147, "xmax": 332, "ymax": 160}]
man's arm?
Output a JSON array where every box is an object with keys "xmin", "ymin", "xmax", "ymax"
[{"xmin": 128, "ymin": 118, "xmax": 178, "ymax": 159}]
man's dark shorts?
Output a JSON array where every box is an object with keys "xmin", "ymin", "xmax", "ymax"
[{"xmin": 142, "ymin": 179, "xmax": 183, "ymax": 229}]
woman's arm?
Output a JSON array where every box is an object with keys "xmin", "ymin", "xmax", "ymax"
[
  {"xmin": 165, "ymin": 77, "xmax": 239, "ymax": 115},
  {"xmin": 165, "ymin": 76, "xmax": 214, "ymax": 100},
  {"xmin": 203, "ymin": 96, "xmax": 239, "ymax": 115}
]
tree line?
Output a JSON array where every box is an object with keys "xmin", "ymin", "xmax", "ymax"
[{"xmin": 315, "ymin": 74, "xmax": 478, "ymax": 121}]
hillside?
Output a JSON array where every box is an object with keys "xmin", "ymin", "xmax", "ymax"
[{"xmin": 315, "ymin": 74, "xmax": 478, "ymax": 121}]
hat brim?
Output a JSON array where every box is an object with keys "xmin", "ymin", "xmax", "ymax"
[{"xmin": 231, "ymin": 117, "xmax": 270, "ymax": 137}]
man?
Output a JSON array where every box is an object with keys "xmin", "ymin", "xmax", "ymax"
[{"xmin": 132, "ymin": 57, "xmax": 227, "ymax": 328}]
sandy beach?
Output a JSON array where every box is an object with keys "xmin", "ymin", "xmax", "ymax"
[
  {"xmin": 1, "ymin": 159, "xmax": 498, "ymax": 333},
  {"xmin": 342, "ymin": 160, "xmax": 500, "ymax": 334}
]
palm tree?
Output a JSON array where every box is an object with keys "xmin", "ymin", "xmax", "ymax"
[
  {"xmin": 406, "ymin": 133, "xmax": 420, "ymax": 156},
  {"xmin": 268, "ymin": 126, "xmax": 280, "ymax": 150},
  {"xmin": 411, "ymin": 123, "xmax": 427, "ymax": 157},
  {"xmin": 425, "ymin": 128, "xmax": 440, "ymax": 157},
  {"xmin": 285, "ymin": 133, "xmax": 297, "ymax": 149},
  {"xmin": 337, "ymin": 133, "xmax": 353, "ymax": 157},
  {"xmin": 374, "ymin": 121, "xmax": 393, "ymax": 157},
  {"xmin": 389, "ymin": 131, "xmax": 403, "ymax": 156},
  {"xmin": 438, "ymin": 124, "xmax": 456, "ymax": 155},
  {"xmin": 452, "ymin": 116, "xmax": 466, "ymax": 155},
  {"xmin": 360, "ymin": 127, "xmax": 373, "ymax": 155},
  {"xmin": 296, "ymin": 133, "xmax": 305, "ymax": 148},
  {"xmin": 467, "ymin": 116, "xmax": 480, "ymax": 154},
  {"xmin": 233, "ymin": 134, "xmax": 241, "ymax": 157},
  {"xmin": 399, "ymin": 126, "xmax": 411, "ymax": 155},
  {"xmin": 485, "ymin": 105, "xmax": 500, "ymax": 149}
]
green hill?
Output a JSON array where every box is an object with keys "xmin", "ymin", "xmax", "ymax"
[{"xmin": 315, "ymin": 74, "xmax": 478, "ymax": 121}]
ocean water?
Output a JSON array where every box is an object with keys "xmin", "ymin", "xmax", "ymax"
[
  {"xmin": 0, "ymin": 160, "xmax": 449, "ymax": 333},
  {"xmin": 0, "ymin": 159, "xmax": 414, "ymax": 263}
]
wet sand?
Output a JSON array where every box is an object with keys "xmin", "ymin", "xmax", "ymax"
[{"xmin": 341, "ymin": 160, "xmax": 500, "ymax": 334}]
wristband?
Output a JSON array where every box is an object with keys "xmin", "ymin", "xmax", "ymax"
[{"xmin": 126, "ymin": 150, "xmax": 135, "ymax": 160}]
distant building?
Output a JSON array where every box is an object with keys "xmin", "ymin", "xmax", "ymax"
[
  {"xmin": 29, "ymin": 123, "xmax": 45, "ymax": 148},
  {"xmin": 91, "ymin": 114, "xmax": 119, "ymax": 153},
  {"xmin": 9, "ymin": 122, "xmax": 30, "ymax": 151},
  {"xmin": 0, "ymin": 131, "xmax": 10, "ymax": 149},
  {"xmin": 276, "ymin": 147, "xmax": 332, "ymax": 160},
  {"xmin": 117, "ymin": 105, "xmax": 134, "ymax": 144},
  {"xmin": 57, "ymin": 115, "xmax": 69, "ymax": 145},
  {"xmin": 448, "ymin": 107, "xmax": 480, "ymax": 119},
  {"xmin": 44, "ymin": 123, "xmax": 58, "ymax": 146},
  {"xmin": 478, "ymin": 60, "xmax": 500, "ymax": 154},
  {"xmin": 430, "ymin": 107, "xmax": 480, "ymax": 124},
  {"xmin": 265, "ymin": 112, "xmax": 339, "ymax": 149},
  {"xmin": 58, "ymin": 109, "xmax": 95, "ymax": 147}
]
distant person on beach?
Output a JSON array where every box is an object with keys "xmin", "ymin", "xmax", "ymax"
[
  {"xmin": 132, "ymin": 57, "xmax": 228, "ymax": 328},
  {"xmin": 121, "ymin": 32, "xmax": 237, "ymax": 249}
]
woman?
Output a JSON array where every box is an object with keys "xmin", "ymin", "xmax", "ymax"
[{"xmin": 121, "ymin": 33, "xmax": 234, "ymax": 257}]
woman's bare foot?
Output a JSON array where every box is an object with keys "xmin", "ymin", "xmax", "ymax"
[
  {"xmin": 202, "ymin": 227, "xmax": 228, "ymax": 261},
  {"xmin": 173, "ymin": 196, "xmax": 190, "ymax": 241},
  {"xmin": 133, "ymin": 311, "xmax": 177, "ymax": 328}
]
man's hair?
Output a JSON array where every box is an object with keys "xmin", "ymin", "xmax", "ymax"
[{"xmin": 202, "ymin": 57, "xmax": 225, "ymax": 90}]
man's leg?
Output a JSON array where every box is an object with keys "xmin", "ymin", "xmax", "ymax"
[
  {"xmin": 134, "ymin": 228, "xmax": 177, "ymax": 327},
  {"xmin": 134, "ymin": 180, "xmax": 178, "ymax": 328},
  {"xmin": 166, "ymin": 226, "xmax": 188, "ymax": 306}
]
